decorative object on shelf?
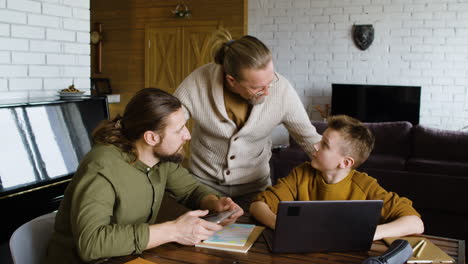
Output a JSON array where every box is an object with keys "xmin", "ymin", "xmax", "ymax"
[
  {"xmin": 59, "ymin": 91, "xmax": 86, "ymax": 98},
  {"xmin": 60, "ymin": 83, "xmax": 80, "ymax": 93},
  {"xmin": 91, "ymin": 78, "xmax": 112, "ymax": 96},
  {"xmin": 172, "ymin": 1, "xmax": 191, "ymax": 18},
  {"xmin": 353, "ymin": 24, "xmax": 374, "ymax": 51},
  {"xmin": 91, "ymin": 22, "xmax": 103, "ymax": 73},
  {"xmin": 315, "ymin": 104, "xmax": 330, "ymax": 121},
  {"xmin": 59, "ymin": 84, "xmax": 85, "ymax": 98}
]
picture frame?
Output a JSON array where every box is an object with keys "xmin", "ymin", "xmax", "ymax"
[{"xmin": 91, "ymin": 78, "xmax": 112, "ymax": 96}]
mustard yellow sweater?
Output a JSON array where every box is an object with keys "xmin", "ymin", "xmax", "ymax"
[{"xmin": 254, "ymin": 162, "xmax": 420, "ymax": 224}]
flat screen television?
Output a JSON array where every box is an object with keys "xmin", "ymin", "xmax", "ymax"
[{"xmin": 331, "ymin": 84, "xmax": 421, "ymax": 125}]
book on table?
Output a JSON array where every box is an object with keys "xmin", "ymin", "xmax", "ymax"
[
  {"xmin": 383, "ymin": 236, "xmax": 454, "ymax": 263},
  {"xmin": 195, "ymin": 223, "xmax": 264, "ymax": 253}
]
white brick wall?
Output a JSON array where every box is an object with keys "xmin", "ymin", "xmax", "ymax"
[
  {"xmin": 0, "ymin": 51, "xmax": 9, "ymax": 63},
  {"xmin": 249, "ymin": 0, "xmax": 468, "ymax": 131},
  {"xmin": 0, "ymin": 24, "xmax": 10, "ymax": 36},
  {"xmin": 43, "ymin": 3, "xmax": 72, "ymax": 17},
  {"xmin": 28, "ymin": 14, "xmax": 60, "ymax": 28},
  {"xmin": 12, "ymin": 52, "xmax": 45, "ymax": 64},
  {"xmin": 0, "ymin": 10, "xmax": 27, "ymax": 24},
  {"xmin": 12, "ymin": 25, "xmax": 45, "ymax": 39},
  {"xmin": 0, "ymin": 65, "xmax": 27, "ymax": 76},
  {"xmin": 7, "ymin": 0, "xmax": 41, "ymax": 13},
  {"xmin": 44, "ymin": 78, "xmax": 72, "ymax": 90},
  {"xmin": 10, "ymin": 78, "xmax": 42, "ymax": 90},
  {"xmin": 0, "ymin": 78, "xmax": 6, "ymax": 90},
  {"xmin": 0, "ymin": 0, "xmax": 90, "ymax": 100}
]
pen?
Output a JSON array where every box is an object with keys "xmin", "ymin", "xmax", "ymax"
[
  {"xmin": 413, "ymin": 239, "xmax": 425, "ymax": 254},
  {"xmin": 415, "ymin": 240, "xmax": 427, "ymax": 258}
]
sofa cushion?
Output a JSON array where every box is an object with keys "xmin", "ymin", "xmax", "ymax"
[
  {"xmin": 359, "ymin": 122, "xmax": 412, "ymax": 170},
  {"xmin": 311, "ymin": 121, "xmax": 327, "ymax": 134},
  {"xmin": 362, "ymin": 154, "xmax": 406, "ymax": 170},
  {"xmin": 408, "ymin": 125, "xmax": 468, "ymax": 177},
  {"xmin": 364, "ymin": 121, "xmax": 412, "ymax": 157},
  {"xmin": 411, "ymin": 125, "xmax": 468, "ymax": 162},
  {"xmin": 269, "ymin": 148, "xmax": 309, "ymax": 183},
  {"xmin": 406, "ymin": 159, "xmax": 468, "ymax": 177}
]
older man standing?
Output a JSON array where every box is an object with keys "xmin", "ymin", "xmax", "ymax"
[{"xmin": 174, "ymin": 30, "xmax": 321, "ymax": 208}]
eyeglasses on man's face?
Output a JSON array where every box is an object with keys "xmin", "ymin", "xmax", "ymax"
[{"xmin": 236, "ymin": 72, "xmax": 279, "ymax": 97}]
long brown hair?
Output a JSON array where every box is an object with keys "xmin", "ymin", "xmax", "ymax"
[
  {"xmin": 92, "ymin": 88, "xmax": 182, "ymax": 159},
  {"xmin": 211, "ymin": 28, "xmax": 272, "ymax": 80}
]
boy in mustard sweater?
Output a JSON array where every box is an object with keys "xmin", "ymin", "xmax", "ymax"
[{"xmin": 250, "ymin": 115, "xmax": 424, "ymax": 240}]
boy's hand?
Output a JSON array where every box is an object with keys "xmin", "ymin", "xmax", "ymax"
[{"xmin": 249, "ymin": 201, "xmax": 276, "ymax": 229}]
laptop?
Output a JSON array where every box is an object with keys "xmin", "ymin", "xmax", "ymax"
[{"xmin": 263, "ymin": 200, "xmax": 383, "ymax": 253}]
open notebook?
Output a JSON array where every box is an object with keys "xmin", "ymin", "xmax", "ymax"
[
  {"xmin": 383, "ymin": 237, "xmax": 454, "ymax": 263},
  {"xmin": 196, "ymin": 224, "xmax": 264, "ymax": 253}
]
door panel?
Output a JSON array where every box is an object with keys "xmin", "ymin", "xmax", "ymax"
[
  {"xmin": 183, "ymin": 26, "xmax": 218, "ymax": 76},
  {"xmin": 145, "ymin": 27, "xmax": 181, "ymax": 94}
]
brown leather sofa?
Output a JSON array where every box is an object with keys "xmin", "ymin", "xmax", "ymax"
[{"xmin": 269, "ymin": 121, "xmax": 468, "ymax": 242}]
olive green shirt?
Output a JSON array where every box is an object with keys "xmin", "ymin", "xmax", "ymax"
[{"xmin": 45, "ymin": 144, "xmax": 218, "ymax": 264}]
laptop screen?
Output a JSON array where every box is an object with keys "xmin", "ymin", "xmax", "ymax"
[{"xmin": 266, "ymin": 200, "xmax": 383, "ymax": 253}]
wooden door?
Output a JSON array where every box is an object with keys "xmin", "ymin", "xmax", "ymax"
[
  {"xmin": 145, "ymin": 26, "xmax": 182, "ymax": 94},
  {"xmin": 182, "ymin": 25, "xmax": 219, "ymax": 77},
  {"xmin": 145, "ymin": 21, "xmax": 221, "ymax": 94}
]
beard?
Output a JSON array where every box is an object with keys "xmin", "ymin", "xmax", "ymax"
[
  {"xmin": 153, "ymin": 144, "xmax": 185, "ymax": 163},
  {"xmin": 248, "ymin": 95, "xmax": 266, "ymax": 105}
]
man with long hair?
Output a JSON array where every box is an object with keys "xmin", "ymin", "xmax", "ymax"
[
  {"xmin": 45, "ymin": 88, "xmax": 243, "ymax": 264},
  {"xmin": 174, "ymin": 29, "xmax": 321, "ymax": 208}
]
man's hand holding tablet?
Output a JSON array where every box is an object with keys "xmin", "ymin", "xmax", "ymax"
[
  {"xmin": 202, "ymin": 209, "xmax": 240, "ymax": 224},
  {"xmin": 199, "ymin": 196, "xmax": 244, "ymax": 225}
]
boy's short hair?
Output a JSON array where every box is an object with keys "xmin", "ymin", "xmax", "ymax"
[{"xmin": 327, "ymin": 115, "xmax": 375, "ymax": 168}]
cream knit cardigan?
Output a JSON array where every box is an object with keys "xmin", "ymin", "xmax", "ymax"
[{"xmin": 174, "ymin": 63, "xmax": 321, "ymax": 195}]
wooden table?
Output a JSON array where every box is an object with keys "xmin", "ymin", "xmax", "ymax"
[{"xmin": 103, "ymin": 215, "xmax": 466, "ymax": 264}]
